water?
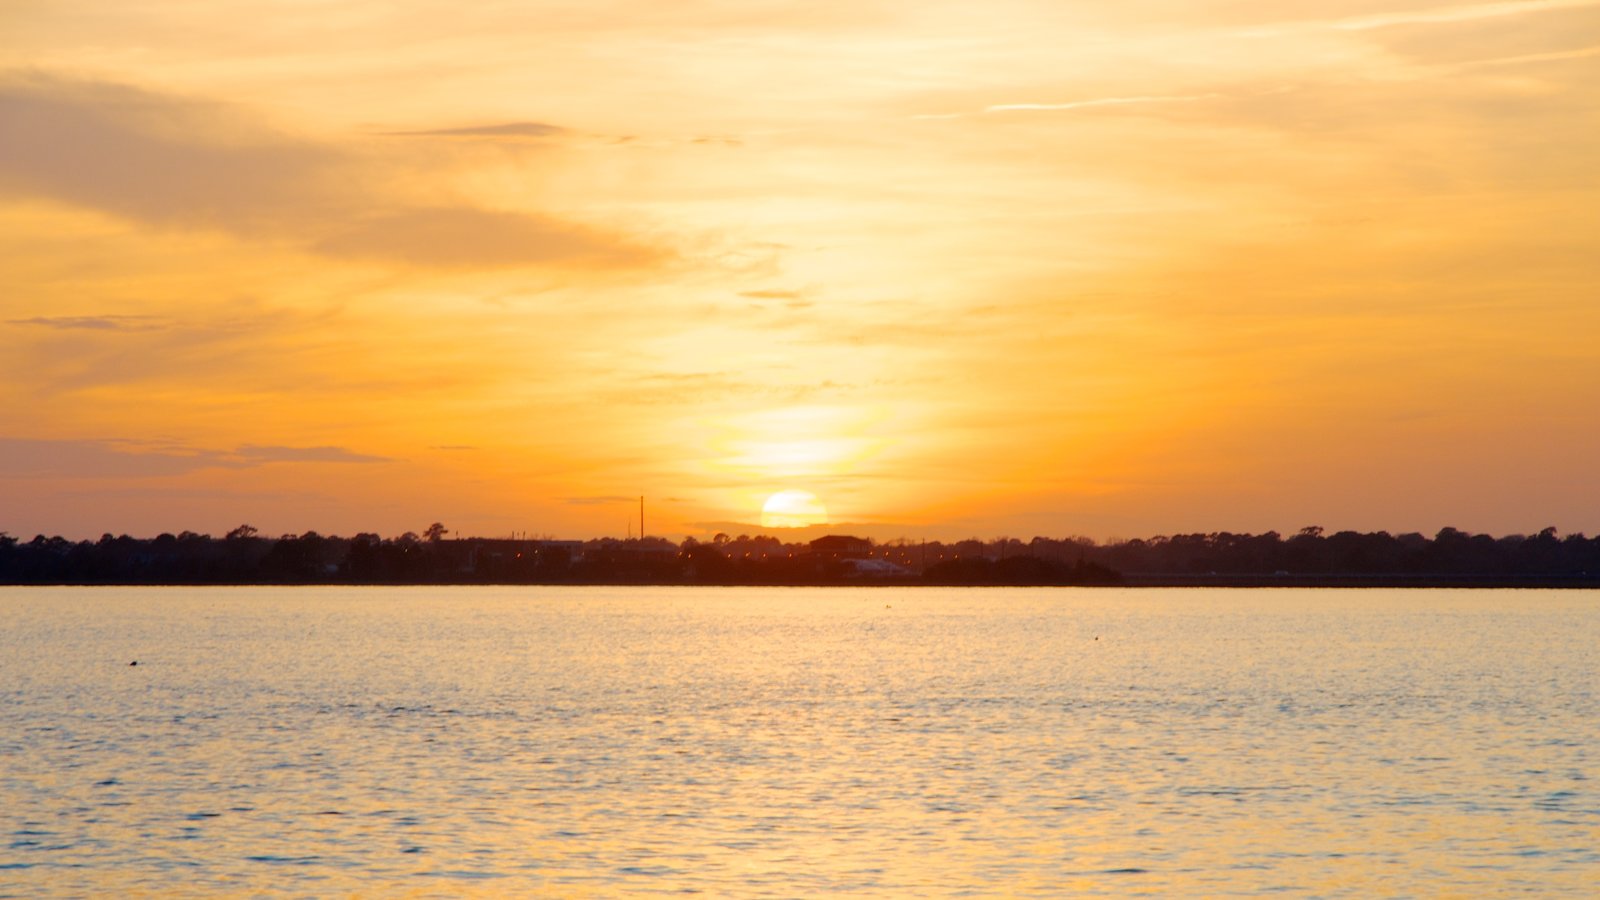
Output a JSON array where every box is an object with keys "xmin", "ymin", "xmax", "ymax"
[{"xmin": 1, "ymin": 586, "xmax": 1596, "ymax": 897}]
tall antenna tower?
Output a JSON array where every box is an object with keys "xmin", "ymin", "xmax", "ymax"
[{"xmin": 639, "ymin": 495, "xmax": 645, "ymax": 539}]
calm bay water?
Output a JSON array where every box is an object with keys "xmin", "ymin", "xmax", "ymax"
[{"xmin": 1, "ymin": 586, "xmax": 1596, "ymax": 897}]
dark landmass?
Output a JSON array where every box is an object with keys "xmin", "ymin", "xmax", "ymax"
[{"xmin": 3, "ymin": 524, "xmax": 1598, "ymax": 587}]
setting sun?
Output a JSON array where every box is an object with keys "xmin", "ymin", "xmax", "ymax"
[{"xmin": 760, "ymin": 490, "xmax": 830, "ymax": 529}]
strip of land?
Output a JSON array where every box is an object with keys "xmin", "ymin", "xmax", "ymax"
[{"xmin": 4, "ymin": 527, "xmax": 1597, "ymax": 587}]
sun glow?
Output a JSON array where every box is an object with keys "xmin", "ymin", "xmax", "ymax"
[
  {"xmin": 760, "ymin": 490, "xmax": 829, "ymax": 529},
  {"xmin": 4, "ymin": 0, "xmax": 1597, "ymax": 543}
]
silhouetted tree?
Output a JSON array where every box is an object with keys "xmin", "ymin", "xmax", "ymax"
[{"xmin": 680, "ymin": 542, "xmax": 734, "ymax": 583}]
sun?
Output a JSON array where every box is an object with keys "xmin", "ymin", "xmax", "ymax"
[{"xmin": 760, "ymin": 490, "xmax": 829, "ymax": 529}]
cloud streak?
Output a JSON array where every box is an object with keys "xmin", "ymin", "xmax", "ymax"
[
  {"xmin": 235, "ymin": 445, "xmax": 392, "ymax": 463},
  {"xmin": 1229, "ymin": 0, "xmax": 1600, "ymax": 37},
  {"xmin": 985, "ymin": 94, "xmax": 1220, "ymax": 114},
  {"xmin": 381, "ymin": 121, "xmax": 567, "ymax": 138},
  {"xmin": 915, "ymin": 94, "xmax": 1220, "ymax": 120},
  {"xmin": 9, "ymin": 315, "xmax": 165, "ymax": 331},
  {"xmin": 738, "ymin": 288, "xmax": 813, "ymax": 309},
  {"xmin": 0, "ymin": 438, "xmax": 392, "ymax": 479},
  {"xmin": 1327, "ymin": 0, "xmax": 1599, "ymax": 31},
  {"xmin": 1446, "ymin": 43, "xmax": 1600, "ymax": 69},
  {"xmin": 0, "ymin": 74, "xmax": 335, "ymax": 229},
  {"xmin": 0, "ymin": 72, "xmax": 656, "ymax": 269}
]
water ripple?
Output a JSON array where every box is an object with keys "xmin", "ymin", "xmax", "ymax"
[{"xmin": 2, "ymin": 585, "xmax": 1597, "ymax": 896}]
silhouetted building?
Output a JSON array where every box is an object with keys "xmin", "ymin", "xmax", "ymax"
[{"xmin": 809, "ymin": 535, "xmax": 871, "ymax": 557}]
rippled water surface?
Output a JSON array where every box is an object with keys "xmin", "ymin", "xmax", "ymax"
[{"xmin": 2, "ymin": 586, "xmax": 1597, "ymax": 896}]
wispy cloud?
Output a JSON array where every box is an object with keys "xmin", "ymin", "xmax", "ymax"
[
  {"xmin": 0, "ymin": 72, "xmax": 657, "ymax": 269},
  {"xmin": 1231, "ymin": 0, "xmax": 1600, "ymax": 37},
  {"xmin": 738, "ymin": 288, "xmax": 813, "ymax": 309},
  {"xmin": 8, "ymin": 315, "xmax": 165, "ymax": 331},
  {"xmin": 1446, "ymin": 43, "xmax": 1600, "ymax": 69},
  {"xmin": 381, "ymin": 121, "xmax": 567, "ymax": 138},
  {"xmin": 235, "ymin": 445, "xmax": 393, "ymax": 464},
  {"xmin": 1327, "ymin": 0, "xmax": 1598, "ymax": 31},
  {"xmin": 0, "ymin": 73, "xmax": 333, "ymax": 228},
  {"xmin": 985, "ymin": 94, "xmax": 1219, "ymax": 114},
  {"xmin": 0, "ymin": 438, "xmax": 392, "ymax": 479},
  {"xmin": 915, "ymin": 94, "xmax": 1219, "ymax": 120},
  {"xmin": 0, "ymin": 439, "xmax": 217, "ymax": 479}
]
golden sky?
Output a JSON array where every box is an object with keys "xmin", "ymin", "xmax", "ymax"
[{"xmin": 3, "ymin": 0, "xmax": 1598, "ymax": 541}]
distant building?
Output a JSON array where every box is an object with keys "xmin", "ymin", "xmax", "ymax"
[
  {"xmin": 808, "ymin": 535, "xmax": 871, "ymax": 557},
  {"xmin": 456, "ymin": 538, "xmax": 584, "ymax": 574}
]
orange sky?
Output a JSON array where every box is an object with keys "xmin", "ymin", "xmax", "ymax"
[{"xmin": 3, "ymin": 1, "xmax": 1598, "ymax": 541}]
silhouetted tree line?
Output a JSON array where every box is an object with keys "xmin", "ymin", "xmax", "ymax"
[
  {"xmin": 2, "ymin": 524, "xmax": 1598, "ymax": 586},
  {"xmin": 1088, "ymin": 522, "xmax": 1600, "ymax": 586}
]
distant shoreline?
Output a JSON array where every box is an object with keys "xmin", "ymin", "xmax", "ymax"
[
  {"xmin": 6, "ymin": 575, "xmax": 1598, "ymax": 589},
  {"xmin": 6, "ymin": 528, "xmax": 1598, "ymax": 589},
  {"xmin": 1118, "ymin": 573, "xmax": 1600, "ymax": 589}
]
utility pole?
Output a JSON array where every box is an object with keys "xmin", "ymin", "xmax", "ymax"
[{"xmin": 639, "ymin": 496, "xmax": 645, "ymax": 540}]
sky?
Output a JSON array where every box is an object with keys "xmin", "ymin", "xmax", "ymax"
[{"xmin": 3, "ymin": 0, "xmax": 1598, "ymax": 542}]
